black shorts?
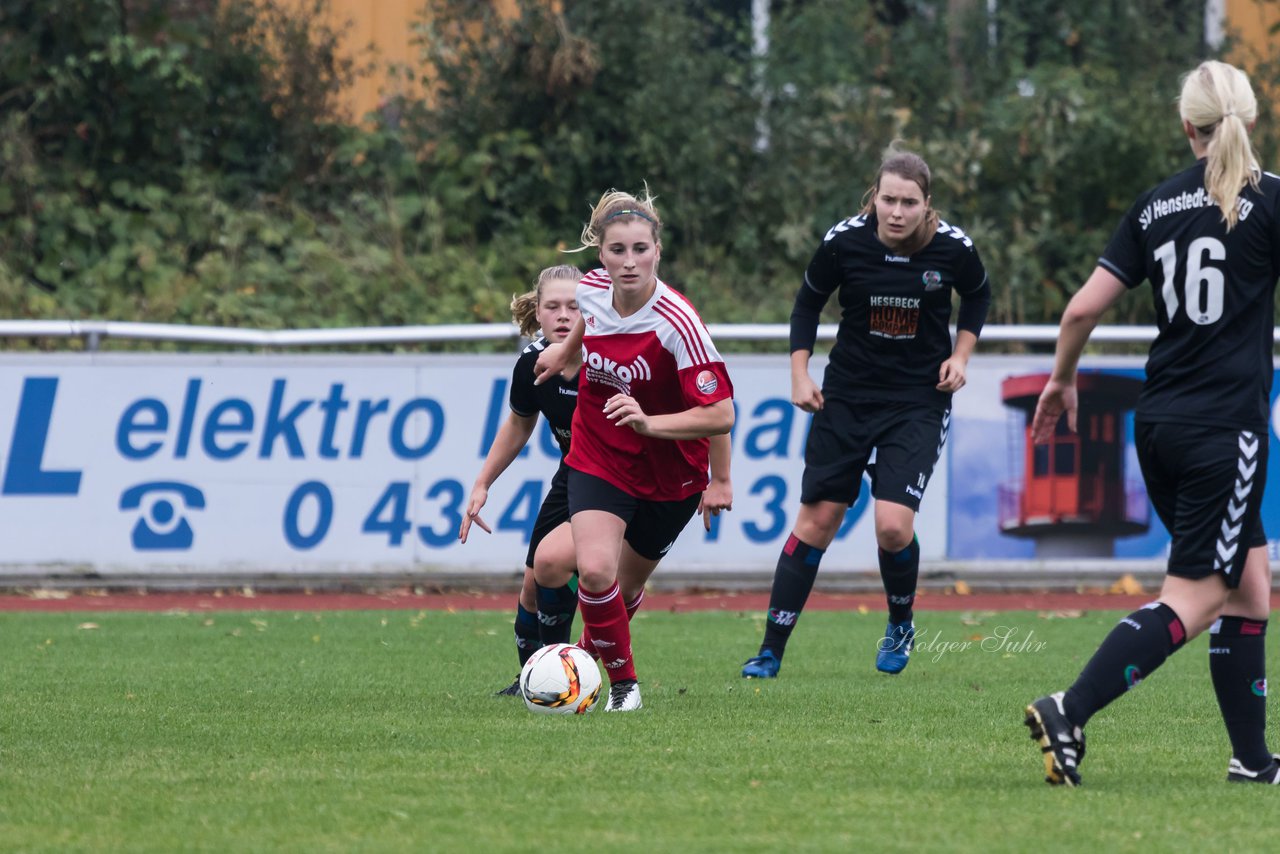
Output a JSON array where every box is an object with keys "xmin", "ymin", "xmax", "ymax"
[
  {"xmin": 524, "ymin": 462, "xmax": 571, "ymax": 569},
  {"xmin": 1135, "ymin": 420, "xmax": 1268, "ymax": 589},
  {"xmin": 800, "ymin": 396, "xmax": 950, "ymax": 512},
  {"xmin": 567, "ymin": 468, "xmax": 701, "ymax": 561}
]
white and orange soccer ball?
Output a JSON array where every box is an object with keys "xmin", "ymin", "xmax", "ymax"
[{"xmin": 519, "ymin": 643, "xmax": 602, "ymax": 715}]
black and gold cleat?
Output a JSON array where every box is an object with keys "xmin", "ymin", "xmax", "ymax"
[
  {"xmin": 495, "ymin": 676, "xmax": 522, "ymax": 697},
  {"xmin": 1024, "ymin": 692, "xmax": 1085, "ymax": 787}
]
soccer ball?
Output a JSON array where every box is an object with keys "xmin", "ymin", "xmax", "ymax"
[{"xmin": 519, "ymin": 643, "xmax": 602, "ymax": 715}]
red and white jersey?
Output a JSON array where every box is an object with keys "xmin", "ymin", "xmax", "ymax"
[{"xmin": 566, "ymin": 268, "xmax": 734, "ymax": 501}]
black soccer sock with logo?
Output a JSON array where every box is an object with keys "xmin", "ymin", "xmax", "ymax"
[
  {"xmin": 879, "ymin": 535, "xmax": 920, "ymax": 624},
  {"xmin": 535, "ymin": 582, "xmax": 578, "ymax": 647},
  {"xmin": 1209, "ymin": 616, "xmax": 1272, "ymax": 770},
  {"xmin": 759, "ymin": 534, "xmax": 825, "ymax": 658},
  {"xmin": 1062, "ymin": 602, "xmax": 1187, "ymax": 726},
  {"xmin": 514, "ymin": 603, "xmax": 541, "ymax": 667}
]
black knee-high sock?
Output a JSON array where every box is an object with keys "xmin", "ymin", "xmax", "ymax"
[
  {"xmin": 514, "ymin": 603, "xmax": 541, "ymax": 667},
  {"xmin": 1062, "ymin": 602, "xmax": 1187, "ymax": 726},
  {"xmin": 535, "ymin": 582, "xmax": 578, "ymax": 647},
  {"xmin": 760, "ymin": 534, "xmax": 825, "ymax": 659},
  {"xmin": 1210, "ymin": 616, "xmax": 1271, "ymax": 769},
  {"xmin": 879, "ymin": 535, "xmax": 920, "ymax": 624}
]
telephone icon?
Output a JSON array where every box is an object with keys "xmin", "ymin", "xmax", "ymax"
[{"xmin": 119, "ymin": 481, "xmax": 206, "ymax": 550}]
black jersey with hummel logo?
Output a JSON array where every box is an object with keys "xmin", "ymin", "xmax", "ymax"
[
  {"xmin": 797, "ymin": 211, "xmax": 988, "ymax": 404},
  {"xmin": 1100, "ymin": 159, "xmax": 1280, "ymax": 431},
  {"xmin": 509, "ymin": 337, "xmax": 577, "ymax": 457}
]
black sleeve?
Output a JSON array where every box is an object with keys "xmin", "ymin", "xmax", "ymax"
[
  {"xmin": 1098, "ymin": 194, "xmax": 1149, "ymax": 288},
  {"xmin": 790, "ymin": 237, "xmax": 841, "ymax": 352},
  {"xmin": 956, "ymin": 276, "xmax": 991, "ymax": 336},
  {"xmin": 508, "ymin": 350, "xmax": 539, "ymax": 417},
  {"xmin": 954, "ymin": 244, "xmax": 991, "ymax": 336}
]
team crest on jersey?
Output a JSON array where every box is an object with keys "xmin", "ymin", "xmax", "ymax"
[
  {"xmin": 696, "ymin": 370, "xmax": 719, "ymax": 395},
  {"xmin": 584, "ymin": 314, "xmax": 596, "ymax": 328},
  {"xmin": 922, "ymin": 270, "xmax": 943, "ymax": 291}
]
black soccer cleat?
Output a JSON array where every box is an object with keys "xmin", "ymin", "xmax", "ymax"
[
  {"xmin": 1227, "ymin": 754, "xmax": 1280, "ymax": 784},
  {"xmin": 1024, "ymin": 692, "xmax": 1086, "ymax": 787},
  {"xmin": 495, "ymin": 676, "xmax": 522, "ymax": 697}
]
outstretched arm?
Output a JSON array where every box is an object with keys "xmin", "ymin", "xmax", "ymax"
[
  {"xmin": 459, "ymin": 411, "xmax": 538, "ymax": 542},
  {"xmin": 1030, "ymin": 266, "xmax": 1128, "ymax": 442}
]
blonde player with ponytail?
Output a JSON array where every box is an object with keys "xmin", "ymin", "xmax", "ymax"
[{"xmin": 1025, "ymin": 61, "xmax": 1280, "ymax": 787}]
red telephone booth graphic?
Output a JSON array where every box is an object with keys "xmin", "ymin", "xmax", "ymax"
[{"xmin": 999, "ymin": 372, "xmax": 1149, "ymax": 557}]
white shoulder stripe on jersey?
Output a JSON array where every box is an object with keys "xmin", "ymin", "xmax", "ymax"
[
  {"xmin": 654, "ymin": 297, "xmax": 711, "ymax": 364},
  {"xmin": 823, "ymin": 215, "xmax": 866, "ymax": 242},
  {"xmin": 581, "ymin": 268, "xmax": 611, "ymax": 289}
]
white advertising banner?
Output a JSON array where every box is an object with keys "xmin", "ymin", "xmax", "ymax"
[
  {"xmin": 6, "ymin": 352, "xmax": 1277, "ymax": 580},
  {"xmin": 0, "ymin": 353, "xmax": 943, "ymax": 578}
]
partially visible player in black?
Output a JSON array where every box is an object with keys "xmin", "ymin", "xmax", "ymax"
[
  {"xmin": 459, "ymin": 264, "xmax": 584, "ymax": 695},
  {"xmin": 1023, "ymin": 60, "xmax": 1280, "ymax": 786},
  {"xmin": 741, "ymin": 150, "xmax": 990, "ymax": 679}
]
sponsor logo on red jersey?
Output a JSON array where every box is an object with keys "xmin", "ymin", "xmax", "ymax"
[{"xmin": 696, "ymin": 370, "xmax": 718, "ymax": 394}]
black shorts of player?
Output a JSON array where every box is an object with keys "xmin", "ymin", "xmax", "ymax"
[
  {"xmin": 566, "ymin": 468, "xmax": 701, "ymax": 561},
  {"xmin": 1134, "ymin": 420, "xmax": 1268, "ymax": 588},
  {"xmin": 524, "ymin": 462, "xmax": 571, "ymax": 569},
  {"xmin": 800, "ymin": 396, "xmax": 950, "ymax": 512}
]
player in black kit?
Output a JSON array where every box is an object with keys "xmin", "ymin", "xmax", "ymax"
[
  {"xmin": 1023, "ymin": 61, "xmax": 1280, "ymax": 786},
  {"xmin": 459, "ymin": 265, "xmax": 584, "ymax": 695},
  {"xmin": 741, "ymin": 150, "xmax": 991, "ymax": 679}
]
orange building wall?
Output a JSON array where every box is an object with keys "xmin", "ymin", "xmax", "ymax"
[
  {"xmin": 319, "ymin": 0, "xmax": 527, "ymax": 120},
  {"xmin": 1228, "ymin": 0, "xmax": 1280, "ymax": 61},
  {"xmin": 316, "ymin": 1, "xmax": 1279, "ymax": 121}
]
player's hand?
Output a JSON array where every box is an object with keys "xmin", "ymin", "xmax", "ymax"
[
  {"xmin": 1031, "ymin": 378, "xmax": 1078, "ymax": 443},
  {"xmin": 936, "ymin": 356, "xmax": 968, "ymax": 393},
  {"xmin": 792, "ymin": 373, "xmax": 824, "ymax": 413},
  {"xmin": 533, "ymin": 342, "xmax": 568, "ymax": 386},
  {"xmin": 699, "ymin": 479, "xmax": 733, "ymax": 531},
  {"xmin": 458, "ymin": 486, "xmax": 493, "ymax": 543},
  {"xmin": 603, "ymin": 393, "xmax": 650, "ymax": 434}
]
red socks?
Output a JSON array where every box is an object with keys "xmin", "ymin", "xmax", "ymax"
[{"xmin": 576, "ymin": 583, "xmax": 641, "ymax": 683}]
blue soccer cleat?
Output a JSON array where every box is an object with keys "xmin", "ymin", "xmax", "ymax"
[
  {"xmin": 875, "ymin": 620, "xmax": 915, "ymax": 674},
  {"xmin": 741, "ymin": 649, "xmax": 781, "ymax": 679}
]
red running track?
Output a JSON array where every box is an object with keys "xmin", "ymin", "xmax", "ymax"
[{"xmin": 0, "ymin": 589, "xmax": 1167, "ymax": 613}]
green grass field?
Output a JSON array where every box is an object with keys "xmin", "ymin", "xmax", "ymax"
[{"xmin": 1, "ymin": 606, "xmax": 1275, "ymax": 852}]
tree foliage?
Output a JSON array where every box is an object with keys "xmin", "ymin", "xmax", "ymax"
[{"xmin": 1, "ymin": 0, "xmax": 1278, "ymax": 347}]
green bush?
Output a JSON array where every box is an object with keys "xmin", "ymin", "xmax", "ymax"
[{"xmin": 1, "ymin": 0, "xmax": 1278, "ymax": 350}]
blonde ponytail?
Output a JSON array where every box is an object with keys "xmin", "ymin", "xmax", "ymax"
[{"xmin": 1179, "ymin": 61, "xmax": 1260, "ymax": 230}]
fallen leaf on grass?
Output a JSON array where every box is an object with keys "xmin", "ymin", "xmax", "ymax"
[
  {"xmin": 1109, "ymin": 574, "xmax": 1144, "ymax": 595},
  {"xmin": 76, "ymin": 622, "xmax": 99, "ymax": 630},
  {"xmin": 27, "ymin": 589, "xmax": 70, "ymax": 600},
  {"xmin": 1037, "ymin": 610, "xmax": 1084, "ymax": 619}
]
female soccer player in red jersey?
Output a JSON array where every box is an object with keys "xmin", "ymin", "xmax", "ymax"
[
  {"xmin": 1024, "ymin": 60, "xmax": 1280, "ymax": 786},
  {"xmin": 534, "ymin": 188, "xmax": 735, "ymax": 711}
]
